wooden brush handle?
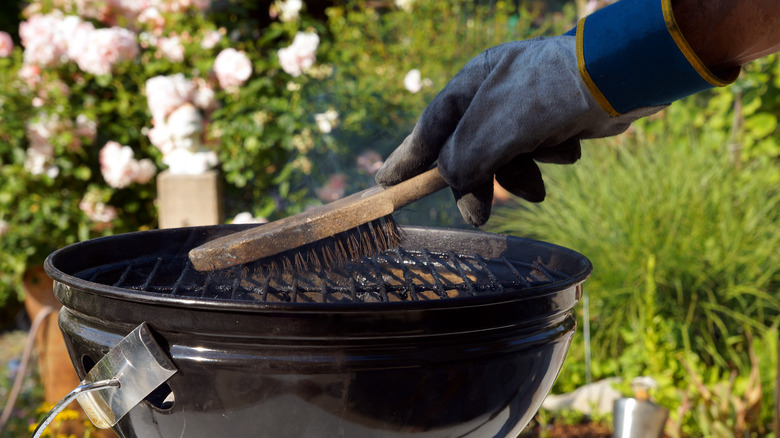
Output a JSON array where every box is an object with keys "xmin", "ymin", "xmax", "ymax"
[
  {"xmin": 189, "ymin": 167, "xmax": 449, "ymax": 271},
  {"xmin": 376, "ymin": 167, "xmax": 449, "ymax": 209}
]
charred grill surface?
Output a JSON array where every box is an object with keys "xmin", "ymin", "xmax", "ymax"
[{"xmin": 74, "ymin": 245, "xmax": 565, "ymax": 304}]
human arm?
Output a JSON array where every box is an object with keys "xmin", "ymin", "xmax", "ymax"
[
  {"xmin": 375, "ymin": 0, "xmax": 780, "ymax": 227},
  {"xmin": 674, "ymin": 0, "xmax": 780, "ymax": 72}
]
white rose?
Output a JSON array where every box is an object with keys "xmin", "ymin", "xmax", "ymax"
[
  {"xmin": 192, "ymin": 80, "xmax": 217, "ymax": 111},
  {"xmin": 277, "ymin": 0, "xmax": 303, "ymax": 22},
  {"xmin": 231, "ymin": 212, "xmax": 268, "ymax": 224},
  {"xmin": 157, "ymin": 36, "xmax": 185, "ymax": 62},
  {"xmin": 99, "ymin": 141, "xmax": 156, "ymax": 188},
  {"xmin": 314, "ymin": 108, "xmax": 339, "ymax": 134},
  {"xmin": 278, "ymin": 31, "xmax": 319, "ymax": 77},
  {"xmin": 166, "ymin": 103, "xmax": 203, "ymax": 152},
  {"xmin": 145, "ymin": 74, "xmax": 195, "ymax": 124},
  {"xmin": 147, "ymin": 122, "xmax": 175, "ymax": 155},
  {"xmin": 403, "ymin": 69, "xmax": 422, "ymax": 93},
  {"xmin": 213, "ymin": 48, "xmax": 252, "ymax": 89},
  {"xmin": 74, "ymin": 26, "xmax": 138, "ymax": 76},
  {"xmin": 395, "ymin": 0, "xmax": 414, "ymax": 12},
  {"xmin": 200, "ymin": 29, "xmax": 221, "ymax": 49},
  {"xmin": 163, "ymin": 149, "xmax": 218, "ymax": 175},
  {"xmin": 0, "ymin": 31, "xmax": 13, "ymax": 57}
]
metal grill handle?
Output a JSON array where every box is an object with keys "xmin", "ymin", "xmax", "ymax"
[{"xmin": 31, "ymin": 379, "xmax": 121, "ymax": 438}]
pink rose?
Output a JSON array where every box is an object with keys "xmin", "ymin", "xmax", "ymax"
[
  {"xmin": 147, "ymin": 122, "xmax": 174, "ymax": 155},
  {"xmin": 145, "ymin": 74, "xmax": 194, "ymax": 123},
  {"xmin": 134, "ymin": 159, "xmax": 157, "ymax": 183},
  {"xmin": 172, "ymin": 0, "xmax": 210, "ymax": 11},
  {"xmin": 20, "ymin": 13, "xmax": 69, "ymax": 67},
  {"xmin": 79, "ymin": 196, "xmax": 118, "ymax": 223},
  {"xmin": 18, "ymin": 64, "xmax": 42, "ymax": 88},
  {"xmin": 75, "ymin": 26, "xmax": 138, "ymax": 76},
  {"xmin": 106, "ymin": 0, "xmax": 149, "ymax": 19},
  {"xmin": 213, "ymin": 48, "xmax": 252, "ymax": 89},
  {"xmin": 356, "ymin": 150, "xmax": 383, "ymax": 175},
  {"xmin": 278, "ymin": 31, "xmax": 319, "ymax": 77},
  {"xmin": 271, "ymin": 0, "xmax": 303, "ymax": 22},
  {"xmin": 200, "ymin": 29, "xmax": 221, "ymax": 50},
  {"xmin": 64, "ymin": 17, "xmax": 96, "ymax": 62},
  {"xmin": 315, "ymin": 173, "xmax": 347, "ymax": 202},
  {"xmin": 166, "ymin": 103, "xmax": 203, "ymax": 151},
  {"xmin": 70, "ymin": 0, "xmax": 111, "ymax": 22},
  {"xmin": 24, "ymin": 142, "xmax": 56, "ymax": 177},
  {"xmin": 100, "ymin": 141, "xmax": 156, "ymax": 189},
  {"xmin": 75, "ymin": 114, "xmax": 98, "ymax": 142},
  {"xmin": 157, "ymin": 36, "xmax": 185, "ymax": 62},
  {"xmin": 137, "ymin": 7, "xmax": 166, "ymax": 34},
  {"xmin": 0, "ymin": 31, "xmax": 13, "ymax": 57},
  {"xmin": 24, "ymin": 114, "xmax": 62, "ymax": 177},
  {"xmin": 192, "ymin": 78, "xmax": 217, "ymax": 111},
  {"xmin": 188, "ymin": 0, "xmax": 211, "ymax": 11}
]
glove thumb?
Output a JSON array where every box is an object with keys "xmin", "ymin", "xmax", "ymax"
[{"xmin": 453, "ymin": 181, "xmax": 493, "ymax": 227}]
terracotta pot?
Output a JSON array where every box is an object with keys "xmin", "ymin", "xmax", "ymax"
[
  {"xmin": 23, "ymin": 264, "xmax": 117, "ymax": 437},
  {"xmin": 22, "ymin": 265, "xmax": 79, "ymax": 403}
]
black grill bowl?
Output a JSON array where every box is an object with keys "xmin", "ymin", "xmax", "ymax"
[{"xmin": 45, "ymin": 225, "xmax": 591, "ymax": 438}]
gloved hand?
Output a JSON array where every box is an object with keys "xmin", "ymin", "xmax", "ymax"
[{"xmin": 375, "ymin": 35, "xmax": 663, "ymax": 227}]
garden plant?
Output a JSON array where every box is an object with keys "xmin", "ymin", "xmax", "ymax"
[
  {"xmin": 1, "ymin": 0, "xmax": 779, "ymax": 436},
  {"xmin": 493, "ymin": 53, "xmax": 780, "ymax": 436},
  {"xmin": 0, "ymin": 0, "xmax": 568, "ymax": 436}
]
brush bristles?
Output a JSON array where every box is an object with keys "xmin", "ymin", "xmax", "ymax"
[{"xmin": 256, "ymin": 215, "xmax": 402, "ymax": 278}]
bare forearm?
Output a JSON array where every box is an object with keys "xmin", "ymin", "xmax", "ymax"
[{"xmin": 674, "ymin": 0, "xmax": 780, "ymax": 72}]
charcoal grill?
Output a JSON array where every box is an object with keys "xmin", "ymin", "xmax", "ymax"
[{"xmin": 45, "ymin": 224, "xmax": 591, "ymax": 438}]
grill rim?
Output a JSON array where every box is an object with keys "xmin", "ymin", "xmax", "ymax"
[{"xmin": 45, "ymin": 224, "xmax": 592, "ymax": 314}]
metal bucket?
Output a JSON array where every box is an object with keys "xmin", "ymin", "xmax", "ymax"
[{"xmin": 613, "ymin": 397, "xmax": 668, "ymax": 438}]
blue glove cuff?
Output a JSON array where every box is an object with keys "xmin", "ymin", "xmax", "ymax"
[{"xmin": 570, "ymin": 0, "xmax": 740, "ymax": 116}]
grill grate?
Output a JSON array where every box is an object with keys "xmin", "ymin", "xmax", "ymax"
[{"xmin": 74, "ymin": 246, "xmax": 567, "ymax": 304}]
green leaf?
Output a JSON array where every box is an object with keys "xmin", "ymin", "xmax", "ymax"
[
  {"xmin": 744, "ymin": 112, "xmax": 777, "ymax": 139},
  {"xmin": 74, "ymin": 166, "xmax": 92, "ymax": 181}
]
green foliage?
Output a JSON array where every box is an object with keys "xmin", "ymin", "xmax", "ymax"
[
  {"xmin": 635, "ymin": 54, "xmax": 780, "ymax": 166},
  {"xmin": 316, "ymin": 0, "xmax": 575, "ymax": 227},
  {"xmin": 5, "ymin": 2, "xmax": 779, "ymax": 435},
  {"xmin": 0, "ymin": 2, "xmax": 273, "ymax": 303},
  {"xmin": 491, "ymin": 128, "xmax": 780, "ymax": 434},
  {"xmin": 0, "ymin": 0, "xmax": 574, "ymax": 306}
]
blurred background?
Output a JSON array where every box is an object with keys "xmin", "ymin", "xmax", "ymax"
[{"xmin": 0, "ymin": 0, "xmax": 779, "ymax": 436}]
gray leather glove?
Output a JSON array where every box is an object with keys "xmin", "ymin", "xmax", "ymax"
[{"xmin": 375, "ymin": 35, "xmax": 663, "ymax": 226}]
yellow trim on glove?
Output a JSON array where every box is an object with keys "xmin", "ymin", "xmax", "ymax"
[
  {"xmin": 575, "ymin": 18, "xmax": 621, "ymax": 117},
  {"xmin": 661, "ymin": 0, "xmax": 740, "ymax": 86}
]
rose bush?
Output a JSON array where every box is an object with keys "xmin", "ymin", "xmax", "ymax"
[
  {"xmin": 0, "ymin": 0, "xmax": 331, "ymax": 302},
  {"xmin": 0, "ymin": 0, "xmax": 569, "ymax": 308}
]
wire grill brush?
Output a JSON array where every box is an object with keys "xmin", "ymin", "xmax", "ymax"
[{"xmin": 189, "ymin": 167, "xmax": 448, "ymax": 272}]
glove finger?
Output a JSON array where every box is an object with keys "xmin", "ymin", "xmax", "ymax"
[
  {"xmin": 533, "ymin": 138, "xmax": 582, "ymax": 164},
  {"xmin": 377, "ymin": 54, "xmax": 489, "ymax": 186},
  {"xmin": 453, "ymin": 181, "xmax": 493, "ymax": 227},
  {"xmin": 495, "ymin": 154, "xmax": 546, "ymax": 203},
  {"xmin": 375, "ymin": 123, "xmax": 439, "ymax": 186}
]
